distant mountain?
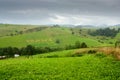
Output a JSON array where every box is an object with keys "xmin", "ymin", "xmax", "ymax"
[
  {"xmin": 110, "ymin": 24, "xmax": 120, "ymax": 29},
  {"xmin": 45, "ymin": 24, "xmax": 75, "ymax": 27},
  {"xmin": 75, "ymin": 25, "xmax": 97, "ymax": 28},
  {"xmin": 113, "ymin": 24, "xmax": 120, "ymax": 27},
  {"xmin": 75, "ymin": 24, "xmax": 119, "ymax": 28}
]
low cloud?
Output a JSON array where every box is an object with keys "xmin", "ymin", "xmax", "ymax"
[{"xmin": 0, "ymin": 0, "xmax": 120, "ymax": 25}]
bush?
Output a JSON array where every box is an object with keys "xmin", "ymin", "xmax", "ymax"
[
  {"xmin": 75, "ymin": 41, "xmax": 81, "ymax": 48},
  {"xmin": 55, "ymin": 39, "xmax": 60, "ymax": 44},
  {"xmin": 95, "ymin": 53, "xmax": 106, "ymax": 58},
  {"xmin": 25, "ymin": 45, "xmax": 36, "ymax": 55},
  {"xmin": 0, "ymin": 48, "xmax": 4, "ymax": 56},
  {"xmin": 109, "ymin": 42, "xmax": 113, "ymax": 44},
  {"xmin": 65, "ymin": 44, "xmax": 75, "ymax": 50},
  {"xmin": 88, "ymin": 50, "xmax": 97, "ymax": 54},
  {"xmin": 115, "ymin": 41, "xmax": 120, "ymax": 48},
  {"xmin": 66, "ymin": 52, "xmax": 84, "ymax": 57},
  {"xmin": 81, "ymin": 42, "xmax": 87, "ymax": 48},
  {"xmin": 72, "ymin": 31, "xmax": 74, "ymax": 35},
  {"xmin": 46, "ymin": 54, "xmax": 59, "ymax": 58}
]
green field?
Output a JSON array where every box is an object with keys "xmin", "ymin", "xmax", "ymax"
[
  {"xmin": 0, "ymin": 24, "xmax": 118, "ymax": 48},
  {"xmin": 0, "ymin": 26, "xmax": 107, "ymax": 48},
  {"xmin": 0, "ymin": 24, "xmax": 40, "ymax": 37},
  {"xmin": 0, "ymin": 24, "xmax": 120, "ymax": 80},
  {"xmin": 0, "ymin": 49, "xmax": 120, "ymax": 80}
]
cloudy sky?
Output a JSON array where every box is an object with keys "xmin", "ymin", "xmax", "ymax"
[{"xmin": 0, "ymin": 0, "xmax": 120, "ymax": 25}]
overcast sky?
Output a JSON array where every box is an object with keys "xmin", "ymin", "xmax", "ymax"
[{"xmin": 0, "ymin": 0, "xmax": 120, "ymax": 25}]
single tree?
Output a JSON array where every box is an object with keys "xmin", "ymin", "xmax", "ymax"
[{"xmin": 81, "ymin": 42, "xmax": 87, "ymax": 48}]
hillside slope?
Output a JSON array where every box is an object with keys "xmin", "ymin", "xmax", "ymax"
[
  {"xmin": 0, "ymin": 27, "xmax": 102, "ymax": 48},
  {"xmin": 0, "ymin": 24, "xmax": 41, "ymax": 37}
]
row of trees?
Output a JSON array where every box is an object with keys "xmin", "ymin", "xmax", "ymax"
[
  {"xmin": 0, "ymin": 41, "xmax": 88, "ymax": 58},
  {"xmin": 0, "ymin": 45, "xmax": 62, "ymax": 57},
  {"xmin": 66, "ymin": 41, "xmax": 87, "ymax": 50},
  {"xmin": 89, "ymin": 28, "xmax": 120, "ymax": 37}
]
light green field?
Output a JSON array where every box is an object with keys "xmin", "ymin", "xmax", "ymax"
[
  {"xmin": 70, "ymin": 28, "xmax": 117, "ymax": 47},
  {"xmin": 115, "ymin": 33, "xmax": 120, "ymax": 40},
  {"xmin": 0, "ymin": 49, "xmax": 120, "ymax": 80},
  {"xmin": 0, "ymin": 24, "xmax": 40, "ymax": 37},
  {"xmin": 0, "ymin": 27, "xmax": 103, "ymax": 48},
  {"xmin": 0, "ymin": 24, "xmax": 120, "ymax": 80},
  {"xmin": 0, "ymin": 24, "xmax": 118, "ymax": 48}
]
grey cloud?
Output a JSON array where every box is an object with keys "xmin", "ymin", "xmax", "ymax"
[{"xmin": 0, "ymin": 0, "xmax": 120, "ymax": 25}]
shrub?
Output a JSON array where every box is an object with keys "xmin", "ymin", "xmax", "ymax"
[
  {"xmin": 65, "ymin": 44, "xmax": 75, "ymax": 50},
  {"xmin": 0, "ymin": 48, "xmax": 4, "ymax": 56},
  {"xmin": 55, "ymin": 39, "xmax": 60, "ymax": 44},
  {"xmin": 95, "ymin": 53, "xmax": 106, "ymax": 58},
  {"xmin": 72, "ymin": 31, "xmax": 74, "ymax": 35},
  {"xmin": 25, "ymin": 45, "xmax": 36, "ymax": 55},
  {"xmin": 81, "ymin": 42, "xmax": 87, "ymax": 48},
  {"xmin": 115, "ymin": 41, "xmax": 120, "ymax": 48},
  {"xmin": 75, "ymin": 41, "xmax": 81, "ymax": 48},
  {"xmin": 109, "ymin": 42, "xmax": 113, "ymax": 44},
  {"xmin": 46, "ymin": 54, "xmax": 59, "ymax": 58},
  {"xmin": 88, "ymin": 50, "xmax": 97, "ymax": 54},
  {"xmin": 66, "ymin": 52, "xmax": 84, "ymax": 57}
]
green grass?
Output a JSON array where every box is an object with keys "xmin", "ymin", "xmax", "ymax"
[
  {"xmin": 34, "ymin": 49, "xmax": 76, "ymax": 58},
  {"xmin": 115, "ymin": 33, "xmax": 120, "ymax": 40},
  {"xmin": 0, "ymin": 27, "xmax": 102, "ymax": 48},
  {"xmin": 0, "ymin": 24, "xmax": 120, "ymax": 80},
  {"xmin": 0, "ymin": 24, "xmax": 39, "ymax": 37},
  {"xmin": 33, "ymin": 48, "xmax": 97, "ymax": 58},
  {"xmin": 0, "ymin": 52, "xmax": 120, "ymax": 80},
  {"xmin": 0, "ymin": 24, "xmax": 119, "ymax": 48}
]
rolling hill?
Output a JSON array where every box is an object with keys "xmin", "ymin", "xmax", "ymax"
[
  {"xmin": 0, "ymin": 24, "xmax": 120, "ymax": 80},
  {"xmin": 0, "ymin": 26, "xmax": 103, "ymax": 48}
]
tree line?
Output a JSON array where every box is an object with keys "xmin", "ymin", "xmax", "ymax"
[
  {"xmin": 66, "ymin": 41, "xmax": 87, "ymax": 50},
  {"xmin": 89, "ymin": 28, "xmax": 120, "ymax": 37},
  {"xmin": 0, "ymin": 41, "xmax": 88, "ymax": 58}
]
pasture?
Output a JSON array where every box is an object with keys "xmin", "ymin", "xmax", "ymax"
[
  {"xmin": 0, "ymin": 24, "xmax": 120, "ymax": 80},
  {"xmin": 0, "ymin": 49, "xmax": 120, "ymax": 80},
  {"xmin": 0, "ymin": 27, "xmax": 104, "ymax": 48},
  {"xmin": 0, "ymin": 24, "xmax": 40, "ymax": 37}
]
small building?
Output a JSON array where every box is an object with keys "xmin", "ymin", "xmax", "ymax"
[{"xmin": 14, "ymin": 54, "xmax": 20, "ymax": 58}]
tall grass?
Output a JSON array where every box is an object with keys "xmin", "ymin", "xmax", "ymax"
[
  {"xmin": 98, "ymin": 47, "xmax": 120, "ymax": 60},
  {"xmin": 0, "ymin": 54, "xmax": 120, "ymax": 80}
]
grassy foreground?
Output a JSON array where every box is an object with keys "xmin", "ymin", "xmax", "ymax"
[{"xmin": 0, "ymin": 52, "xmax": 120, "ymax": 80}]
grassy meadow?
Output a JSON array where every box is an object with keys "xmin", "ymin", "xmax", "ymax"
[
  {"xmin": 0, "ymin": 24, "xmax": 120, "ymax": 80},
  {"xmin": 0, "ymin": 24, "xmax": 40, "ymax": 37},
  {"xmin": 0, "ymin": 26, "xmax": 103, "ymax": 48},
  {"xmin": 0, "ymin": 49, "xmax": 120, "ymax": 80}
]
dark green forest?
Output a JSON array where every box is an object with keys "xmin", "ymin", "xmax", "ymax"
[{"xmin": 89, "ymin": 28, "xmax": 120, "ymax": 37}]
